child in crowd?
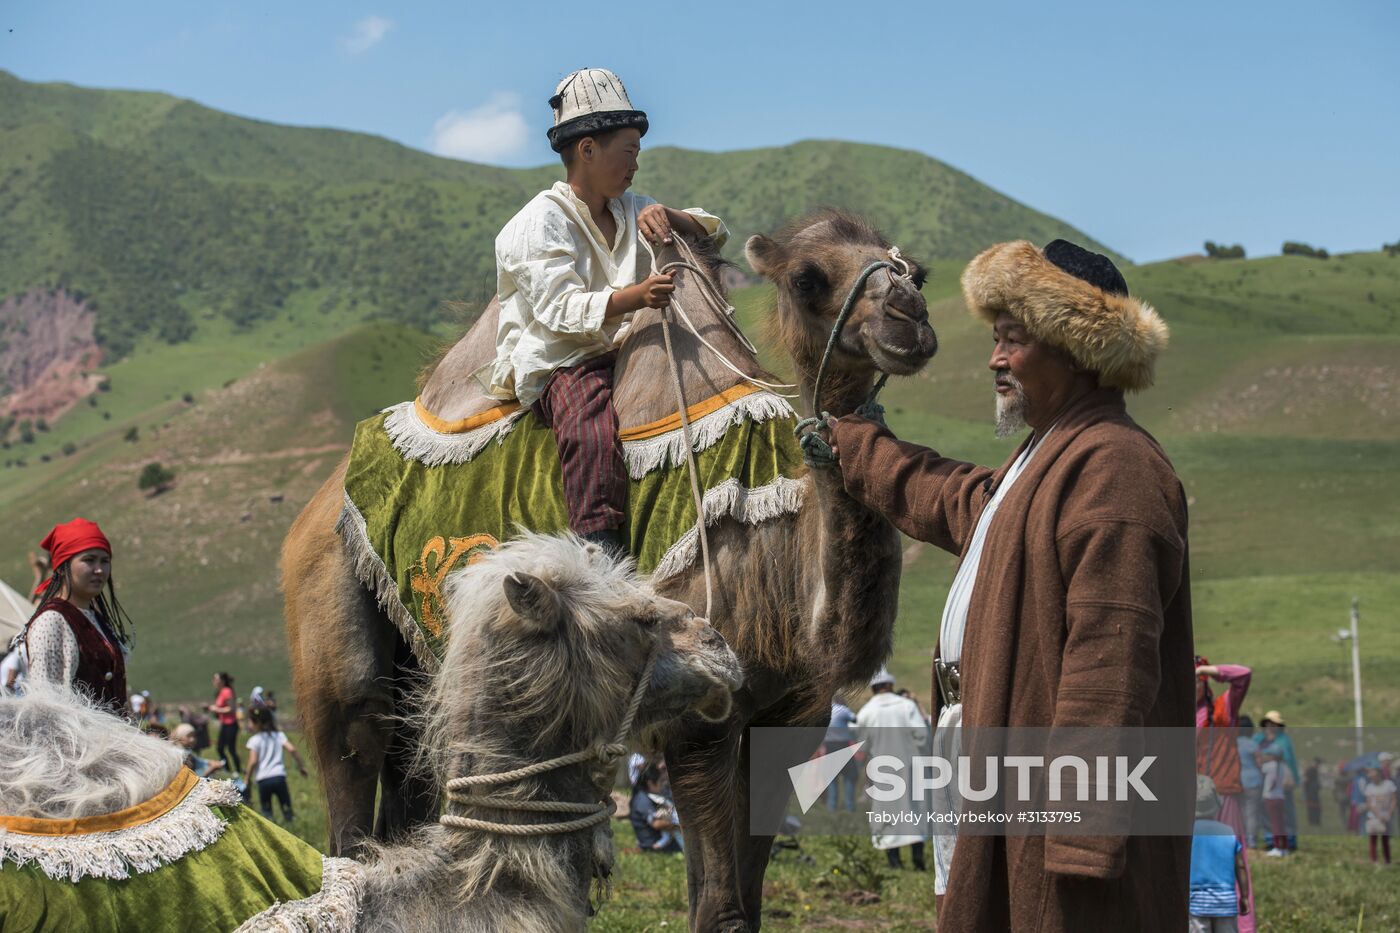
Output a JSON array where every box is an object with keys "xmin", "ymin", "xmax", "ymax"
[
  {"xmin": 629, "ymin": 763, "xmax": 682, "ymax": 853},
  {"xmin": 1259, "ymin": 750, "xmax": 1289, "ymax": 856},
  {"xmin": 1190, "ymin": 776, "xmax": 1251, "ymax": 933},
  {"xmin": 1363, "ymin": 766, "xmax": 1396, "ymax": 866},
  {"xmin": 244, "ymin": 706, "xmax": 308, "ymax": 823},
  {"xmin": 490, "ymin": 68, "xmax": 728, "ymax": 555},
  {"xmin": 172, "ymin": 722, "xmax": 225, "ymax": 777}
]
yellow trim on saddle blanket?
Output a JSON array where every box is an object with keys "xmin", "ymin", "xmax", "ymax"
[
  {"xmin": 619, "ymin": 384, "xmax": 762, "ymax": 442},
  {"xmin": 413, "ymin": 398, "xmax": 523, "ymax": 434},
  {"xmin": 0, "ymin": 767, "xmax": 199, "ymax": 837}
]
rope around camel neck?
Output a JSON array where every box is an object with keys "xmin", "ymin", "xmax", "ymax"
[{"xmin": 439, "ymin": 647, "xmax": 659, "ymax": 836}]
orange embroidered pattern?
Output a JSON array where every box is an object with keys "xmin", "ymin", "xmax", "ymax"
[{"xmin": 408, "ymin": 533, "xmax": 499, "ymax": 637}]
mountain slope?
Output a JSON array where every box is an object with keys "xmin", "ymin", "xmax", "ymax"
[{"xmin": 0, "ymin": 70, "xmax": 1119, "ymax": 361}]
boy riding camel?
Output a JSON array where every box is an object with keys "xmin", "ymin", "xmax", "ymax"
[{"xmin": 488, "ymin": 68, "xmax": 728, "ymax": 555}]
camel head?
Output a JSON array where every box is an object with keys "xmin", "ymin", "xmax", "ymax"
[
  {"xmin": 746, "ymin": 210, "xmax": 938, "ymax": 405},
  {"xmin": 430, "ymin": 533, "xmax": 742, "ymax": 768}
]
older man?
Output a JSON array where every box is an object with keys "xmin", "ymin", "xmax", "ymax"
[{"xmin": 830, "ymin": 239, "xmax": 1194, "ymax": 932}]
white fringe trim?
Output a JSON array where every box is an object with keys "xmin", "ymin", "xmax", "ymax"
[
  {"xmin": 382, "ymin": 399, "xmax": 527, "ymax": 467},
  {"xmin": 235, "ymin": 856, "xmax": 367, "ymax": 933},
  {"xmin": 335, "ymin": 493, "xmax": 440, "ymax": 672},
  {"xmin": 0, "ymin": 778, "xmax": 243, "ymax": 883},
  {"xmin": 651, "ymin": 476, "xmax": 806, "ymax": 582},
  {"xmin": 621, "ymin": 390, "xmax": 795, "ymax": 479}
]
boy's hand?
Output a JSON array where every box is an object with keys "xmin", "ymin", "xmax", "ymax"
[
  {"xmin": 606, "ymin": 274, "xmax": 675, "ymax": 319},
  {"xmin": 637, "ymin": 274, "xmax": 675, "ymax": 308},
  {"xmin": 639, "ymin": 204, "xmax": 674, "ymax": 245}
]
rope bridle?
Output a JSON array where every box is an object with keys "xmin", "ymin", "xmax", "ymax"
[
  {"xmin": 439, "ymin": 644, "xmax": 660, "ymax": 836},
  {"xmin": 793, "ymin": 248, "xmax": 913, "ymax": 466}
]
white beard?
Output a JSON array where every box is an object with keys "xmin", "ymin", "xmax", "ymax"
[{"xmin": 995, "ymin": 377, "xmax": 1028, "ymax": 438}]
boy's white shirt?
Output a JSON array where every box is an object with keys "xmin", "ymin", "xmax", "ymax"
[{"xmin": 491, "ymin": 181, "xmax": 727, "ymax": 406}]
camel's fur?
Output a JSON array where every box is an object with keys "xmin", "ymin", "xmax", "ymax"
[
  {"xmin": 283, "ymin": 211, "xmax": 938, "ymax": 931},
  {"xmin": 0, "ymin": 686, "xmax": 182, "ymax": 820},
  {"xmin": 356, "ymin": 531, "xmax": 741, "ymax": 932}
]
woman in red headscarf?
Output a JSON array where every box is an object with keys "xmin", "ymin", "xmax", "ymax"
[{"xmin": 22, "ymin": 518, "xmax": 134, "ymax": 711}]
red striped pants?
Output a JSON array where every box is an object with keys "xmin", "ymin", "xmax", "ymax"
[{"xmin": 532, "ymin": 351, "xmax": 626, "ymax": 535}]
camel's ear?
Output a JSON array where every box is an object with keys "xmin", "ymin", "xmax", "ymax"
[
  {"xmin": 502, "ymin": 573, "xmax": 567, "ymax": 635},
  {"xmin": 744, "ymin": 234, "xmax": 782, "ymax": 278}
]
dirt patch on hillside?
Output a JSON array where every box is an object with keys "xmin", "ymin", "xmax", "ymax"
[
  {"xmin": 0, "ymin": 288, "xmax": 104, "ymax": 428},
  {"xmin": 1178, "ymin": 362, "xmax": 1400, "ymax": 436}
]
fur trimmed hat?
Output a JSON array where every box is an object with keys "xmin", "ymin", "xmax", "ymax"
[
  {"xmin": 546, "ymin": 68, "xmax": 648, "ymax": 153},
  {"xmin": 961, "ymin": 239, "xmax": 1168, "ymax": 392}
]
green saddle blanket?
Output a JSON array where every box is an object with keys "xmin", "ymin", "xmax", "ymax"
[
  {"xmin": 338, "ymin": 399, "xmax": 806, "ymax": 666},
  {"xmin": 0, "ymin": 775, "xmax": 363, "ymax": 933}
]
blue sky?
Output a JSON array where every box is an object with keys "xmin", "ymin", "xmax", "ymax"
[{"xmin": 3, "ymin": 1, "xmax": 1396, "ymax": 263}]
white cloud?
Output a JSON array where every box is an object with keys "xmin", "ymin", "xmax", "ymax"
[
  {"xmin": 429, "ymin": 94, "xmax": 530, "ymax": 164},
  {"xmin": 342, "ymin": 15, "xmax": 393, "ymax": 54}
]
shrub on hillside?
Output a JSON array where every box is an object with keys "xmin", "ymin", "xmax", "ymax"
[
  {"xmin": 1204, "ymin": 241, "xmax": 1246, "ymax": 259},
  {"xmin": 138, "ymin": 461, "xmax": 176, "ymax": 495},
  {"xmin": 1384, "ymin": 239, "xmax": 1400, "ymax": 258},
  {"xmin": 123, "ymin": 426, "xmax": 139, "ymax": 442},
  {"xmin": 1282, "ymin": 241, "xmax": 1329, "ymax": 259}
]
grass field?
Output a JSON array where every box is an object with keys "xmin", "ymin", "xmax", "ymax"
[{"xmin": 254, "ymin": 728, "xmax": 1399, "ymax": 932}]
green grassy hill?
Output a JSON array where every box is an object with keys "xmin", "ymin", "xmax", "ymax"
[
  {"xmin": 0, "ymin": 70, "xmax": 1117, "ymax": 357},
  {"xmin": 4, "ymin": 248, "xmax": 1399, "ymax": 732}
]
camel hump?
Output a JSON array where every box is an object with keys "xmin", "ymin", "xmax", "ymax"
[
  {"xmin": 418, "ymin": 298, "xmax": 506, "ymax": 424},
  {"xmin": 415, "ymin": 242, "xmax": 777, "ymax": 432},
  {"xmin": 613, "ymin": 248, "xmax": 773, "ymax": 431}
]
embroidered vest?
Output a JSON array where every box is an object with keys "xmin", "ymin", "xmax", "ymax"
[{"xmin": 31, "ymin": 598, "xmax": 127, "ymax": 709}]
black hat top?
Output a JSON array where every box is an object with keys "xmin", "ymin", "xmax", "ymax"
[{"xmin": 1043, "ymin": 239, "xmax": 1129, "ymax": 298}]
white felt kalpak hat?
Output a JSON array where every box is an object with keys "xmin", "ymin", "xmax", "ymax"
[
  {"xmin": 869, "ymin": 666, "xmax": 896, "ymax": 688},
  {"xmin": 547, "ymin": 68, "xmax": 649, "ymax": 153}
]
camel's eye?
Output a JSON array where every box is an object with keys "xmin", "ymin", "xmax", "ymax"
[
  {"xmin": 911, "ymin": 267, "xmax": 929, "ymax": 289},
  {"xmin": 791, "ymin": 265, "xmax": 825, "ymax": 297}
]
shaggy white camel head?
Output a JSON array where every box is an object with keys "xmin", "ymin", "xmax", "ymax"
[{"xmin": 423, "ymin": 532, "xmax": 742, "ymax": 768}]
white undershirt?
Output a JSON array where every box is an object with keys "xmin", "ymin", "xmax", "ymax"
[
  {"xmin": 930, "ymin": 428, "xmax": 1053, "ymax": 895},
  {"xmin": 937, "ymin": 426, "xmax": 1054, "ymax": 665}
]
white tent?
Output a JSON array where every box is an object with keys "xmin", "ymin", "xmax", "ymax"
[{"xmin": 0, "ymin": 577, "xmax": 32, "ymax": 646}]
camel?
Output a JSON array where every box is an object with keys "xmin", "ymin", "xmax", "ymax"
[
  {"xmin": 357, "ymin": 530, "xmax": 742, "ymax": 931},
  {"xmin": 1, "ymin": 534, "xmax": 742, "ymax": 932},
  {"xmin": 283, "ymin": 209, "xmax": 938, "ymax": 930}
]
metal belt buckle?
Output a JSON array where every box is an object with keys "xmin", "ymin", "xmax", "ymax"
[{"xmin": 935, "ymin": 659, "xmax": 961, "ymax": 706}]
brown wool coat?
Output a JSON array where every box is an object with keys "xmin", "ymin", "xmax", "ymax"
[{"xmin": 833, "ymin": 387, "xmax": 1194, "ymax": 933}]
